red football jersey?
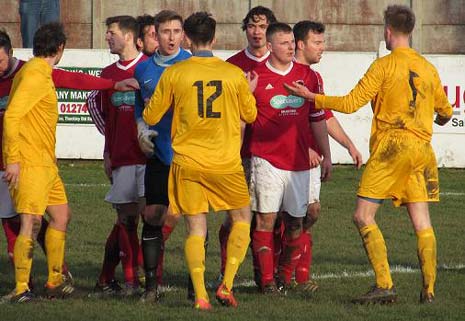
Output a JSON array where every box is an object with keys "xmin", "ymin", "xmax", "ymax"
[
  {"xmin": 308, "ymin": 69, "xmax": 333, "ymax": 156},
  {"xmin": 227, "ymin": 48, "xmax": 270, "ymax": 158},
  {"xmin": 100, "ymin": 53, "xmax": 147, "ymax": 168},
  {"xmin": 249, "ymin": 61, "xmax": 325, "ymax": 171}
]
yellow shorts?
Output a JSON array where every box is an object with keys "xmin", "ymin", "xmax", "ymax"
[
  {"xmin": 168, "ymin": 163, "xmax": 250, "ymax": 215},
  {"xmin": 358, "ymin": 131, "xmax": 438, "ymax": 207},
  {"xmin": 10, "ymin": 165, "xmax": 68, "ymax": 215}
]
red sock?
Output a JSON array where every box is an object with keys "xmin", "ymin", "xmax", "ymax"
[
  {"xmin": 99, "ymin": 224, "xmax": 120, "ymax": 284},
  {"xmin": 295, "ymin": 232, "xmax": 313, "ymax": 283},
  {"xmin": 219, "ymin": 223, "xmax": 230, "ymax": 275},
  {"xmin": 273, "ymin": 220, "xmax": 284, "ymax": 275},
  {"xmin": 252, "ymin": 230, "xmax": 274, "ymax": 287},
  {"xmin": 156, "ymin": 225, "xmax": 174, "ymax": 284},
  {"xmin": 2, "ymin": 218, "xmax": 20, "ymax": 265},
  {"xmin": 118, "ymin": 223, "xmax": 138, "ymax": 285},
  {"xmin": 279, "ymin": 232, "xmax": 304, "ymax": 284}
]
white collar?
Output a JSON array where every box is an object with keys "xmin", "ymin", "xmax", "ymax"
[{"xmin": 265, "ymin": 60, "xmax": 293, "ymax": 76}]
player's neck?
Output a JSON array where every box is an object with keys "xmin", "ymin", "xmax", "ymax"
[
  {"xmin": 294, "ymin": 51, "xmax": 309, "ymax": 66},
  {"xmin": 191, "ymin": 43, "xmax": 213, "ymax": 55},
  {"xmin": 118, "ymin": 46, "xmax": 140, "ymax": 62},
  {"xmin": 38, "ymin": 55, "xmax": 57, "ymax": 68},
  {"xmin": 268, "ymin": 57, "xmax": 292, "ymax": 72},
  {"xmin": 247, "ymin": 46, "xmax": 268, "ymax": 58}
]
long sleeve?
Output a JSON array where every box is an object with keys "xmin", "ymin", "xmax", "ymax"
[
  {"xmin": 143, "ymin": 71, "xmax": 173, "ymax": 126},
  {"xmin": 237, "ymin": 75, "xmax": 257, "ymax": 124},
  {"xmin": 432, "ymin": 71, "xmax": 453, "ymax": 119},
  {"xmin": 52, "ymin": 68, "xmax": 115, "ymax": 90},
  {"xmin": 3, "ymin": 70, "xmax": 47, "ymax": 164},
  {"xmin": 315, "ymin": 60, "xmax": 384, "ymax": 114},
  {"xmin": 87, "ymin": 90, "xmax": 106, "ymax": 135}
]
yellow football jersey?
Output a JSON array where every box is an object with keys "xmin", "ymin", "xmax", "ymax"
[
  {"xmin": 315, "ymin": 47, "xmax": 453, "ymax": 152},
  {"xmin": 143, "ymin": 56, "xmax": 257, "ymax": 173},
  {"xmin": 3, "ymin": 57, "xmax": 57, "ymax": 166}
]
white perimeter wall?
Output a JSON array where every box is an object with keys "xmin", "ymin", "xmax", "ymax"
[{"xmin": 13, "ymin": 48, "xmax": 465, "ymax": 167}]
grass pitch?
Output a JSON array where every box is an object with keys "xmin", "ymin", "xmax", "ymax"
[{"xmin": 1, "ymin": 161, "xmax": 464, "ymax": 320}]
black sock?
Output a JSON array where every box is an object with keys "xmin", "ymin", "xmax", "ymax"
[{"xmin": 142, "ymin": 223, "xmax": 162, "ymax": 291}]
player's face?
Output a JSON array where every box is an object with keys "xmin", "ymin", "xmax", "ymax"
[
  {"xmin": 141, "ymin": 25, "xmax": 158, "ymax": 56},
  {"xmin": 268, "ymin": 31, "xmax": 295, "ymax": 64},
  {"xmin": 245, "ymin": 15, "xmax": 269, "ymax": 50},
  {"xmin": 0, "ymin": 47, "xmax": 12, "ymax": 77},
  {"xmin": 156, "ymin": 19, "xmax": 183, "ymax": 56},
  {"xmin": 105, "ymin": 23, "xmax": 127, "ymax": 55},
  {"xmin": 301, "ymin": 31, "xmax": 325, "ymax": 64}
]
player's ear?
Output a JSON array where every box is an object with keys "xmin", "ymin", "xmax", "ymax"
[
  {"xmin": 212, "ymin": 36, "xmax": 217, "ymax": 46},
  {"xmin": 266, "ymin": 41, "xmax": 272, "ymax": 52}
]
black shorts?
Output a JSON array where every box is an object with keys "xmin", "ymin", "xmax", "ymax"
[{"xmin": 144, "ymin": 156, "xmax": 170, "ymax": 206}]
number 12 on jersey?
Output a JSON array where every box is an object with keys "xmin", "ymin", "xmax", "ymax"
[{"xmin": 193, "ymin": 80, "xmax": 222, "ymax": 118}]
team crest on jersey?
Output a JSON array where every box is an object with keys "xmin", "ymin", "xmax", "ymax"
[
  {"xmin": 0, "ymin": 96, "xmax": 8, "ymax": 111},
  {"xmin": 111, "ymin": 91, "xmax": 136, "ymax": 107},
  {"xmin": 270, "ymin": 95, "xmax": 305, "ymax": 110}
]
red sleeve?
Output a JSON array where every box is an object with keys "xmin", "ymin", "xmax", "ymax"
[
  {"xmin": 325, "ymin": 109, "xmax": 334, "ymax": 119},
  {"xmin": 52, "ymin": 68, "xmax": 115, "ymax": 90}
]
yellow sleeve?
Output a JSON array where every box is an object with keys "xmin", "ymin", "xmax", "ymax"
[
  {"xmin": 3, "ymin": 70, "xmax": 47, "ymax": 164},
  {"xmin": 432, "ymin": 70, "xmax": 453, "ymax": 119},
  {"xmin": 315, "ymin": 60, "xmax": 384, "ymax": 114},
  {"xmin": 143, "ymin": 70, "xmax": 174, "ymax": 126},
  {"xmin": 237, "ymin": 75, "xmax": 257, "ymax": 124}
]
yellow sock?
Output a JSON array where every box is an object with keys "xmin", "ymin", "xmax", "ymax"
[
  {"xmin": 14, "ymin": 235, "xmax": 34, "ymax": 294},
  {"xmin": 223, "ymin": 222, "xmax": 251, "ymax": 290},
  {"xmin": 185, "ymin": 235, "xmax": 208, "ymax": 301},
  {"xmin": 45, "ymin": 227, "xmax": 66, "ymax": 287},
  {"xmin": 416, "ymin": 227, "xmax": 436, "ymax": 295},
  {"xmin": 359, "ymin": 224, "xmax": 393, "ymax": 289}
]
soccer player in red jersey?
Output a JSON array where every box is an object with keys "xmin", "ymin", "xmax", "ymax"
[
  {"xmin": 292, "ymin": 20, "xmax": 363, "ymax": 292},
  {"xmin": 0, "ymin": 28, "xmax": 136, "ymax": 301},
  {"xmin": 87, "ymin": 16, "xmax": 148, "ymax": 297},
  {"xmin": 219, "ymin": 5, "xmax": 277, "ymax": 285},
  {"xmin": 249, "ymin": 22, "xmax": 331, "ymax": 293}
]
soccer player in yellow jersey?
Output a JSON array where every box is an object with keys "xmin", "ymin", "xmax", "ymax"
[
  {"xmin": 143, "ymin": 12, "xmax": 257, "ymax": 310},
  {"xmin": 285, "ymin": 5, "xmax": 452, "ymax": 304},
  {"xmin": 2, "ymin": 23, "xmax": 74, "ymax": 302}
]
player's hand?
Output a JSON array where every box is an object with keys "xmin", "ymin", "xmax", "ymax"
[
  {"xmin": 246, "ymin": 71, "xmax": 259, "ymax": 92},
  {"xmin": 283, "ymin": 81, "xmax": 316, "ymax": 102},
  {"xmin": 137, "ymin": 119, "xmax": 158, "ymax": 156},
  {"xmin": 320, "ymin": 157, "xmax": 332, "ymax": 182},
  {"xmin": 434, "ymin": 114, "xmax": 451, "ymax": 126},
  {"xmin": 103, "ymin": 153, "xmax": 112, "ymax": 181},
  {"xmin": 114, "ymin": 78, "xmax": 140, "ymax": 91},
  {"xmin": 309, "ymin": 148, "xmax": 322, "ymax": 168},
  {"xmin": 348, "ymin": 144, "xmax": 363, "ymax": 169},
  {"xmin": 3, "ymin": 163, "xmax": 20, "ymax": 189}
]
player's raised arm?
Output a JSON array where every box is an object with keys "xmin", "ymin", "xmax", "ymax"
[{"xmin": 314, "ymin": 61, "xmax": 384, "ymax": 114}]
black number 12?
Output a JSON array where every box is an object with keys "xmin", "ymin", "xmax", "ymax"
[{"xmin": 193, "ymin": 80, "xmax": 222, "ymax": 118}]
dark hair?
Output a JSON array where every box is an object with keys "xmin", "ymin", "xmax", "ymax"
[
  {"xmin": 105, "ymin": 15, "xmax": 139, "ymax": 44},
  {"xmin": 184, "ymin": 12, "xmax": 215, "ymax": 46},
  {"xmin": 32, "ymin": 22, "xmax": 66, "ymax": 57},
  {"xmin": 136, "ymin": 14, "xmax": 155, "ymax": 39},
  {"xmin": 293, "ymin": 20, "xmax": 325, "ymax": 43},
  {"xmin": 266, "ymin": 22, "xmax": 293, "ymax": 42},
  {"xmin": 241, "ymin": 6, "xmax": 277, "ymax": 31},
  {"xmin": 154, "ymin": 10, "xmax": 183, "ymax": 32},
  {"xmin": 0, "ymin": 28, "xmax": 12, "ymax": 53},
  {"xmin": 384, "ymin": 5, "xmax": 415, "ymax": 34}
]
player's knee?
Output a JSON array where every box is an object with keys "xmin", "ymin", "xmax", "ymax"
[
  {"xmin": 119, "ymin": 214, "xmax": 138, "ymax": 231},
  {"xmin": 285, "ymin": 217, "xmax": 302, "ymax": 239},
  {"xmin": 255, "ymin": 214, "xmax": 275, "ymax": 231},
  {"xmin": 352, "ymin": 212, "xmax": 366, "ymax": 228}
]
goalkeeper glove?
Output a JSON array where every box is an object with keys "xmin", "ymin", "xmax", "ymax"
[{"xmin": 137, "ymin": 119, "xmax": 158, "ymax": 156}]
